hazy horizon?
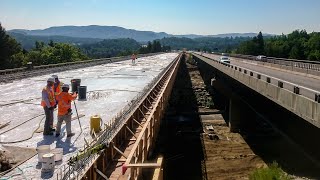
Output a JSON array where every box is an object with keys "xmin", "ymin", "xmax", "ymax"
[{"xmin": 1, "ymin": 0, "xmax": 320, "ymax": 35}]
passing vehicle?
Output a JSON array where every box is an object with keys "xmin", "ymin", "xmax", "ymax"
[
  {"xmin": 219, "ymin": 56, "xmax": 230, "ymax": 64},
  {"xmin": 256, "ymin": 55, "xmax": 267, "ymax": 61}
]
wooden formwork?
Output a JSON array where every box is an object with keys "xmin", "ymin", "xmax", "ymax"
[{"xmin": 77, "ymin": 53, "xmax": 182, "ymax": 180}]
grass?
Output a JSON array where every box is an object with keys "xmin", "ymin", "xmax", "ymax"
[{"xmin": 249, "ymin": 162, "xmax": 292, "ymax": 180}]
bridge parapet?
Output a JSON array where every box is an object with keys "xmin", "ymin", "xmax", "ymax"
[{"xmin": 193, "ymin": 53, "xmax": 320, "ymax": 128}]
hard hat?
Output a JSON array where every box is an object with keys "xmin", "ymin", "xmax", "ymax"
[
  {"xmin": 62, "ymin": 84, "xmax": 70, "ymax": 88},
  {"xmin": 52, "ymin": 75, "xmax": 58, "ymax": 79},
  {"xmin": 47, "ymin": 77, "xmax": 55, "ymax": 83}
]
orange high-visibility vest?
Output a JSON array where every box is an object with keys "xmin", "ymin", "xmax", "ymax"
[
  {"xmin": 56, "ymin": 92, "xmax": 77, "ymax": 116},
  {"xmin": 41, "ymin": 86, "xmax": 55, "ymax": 107},
  {"xmin": 54, "ymin": 82, "xmax": 63, "ymax": 96}
]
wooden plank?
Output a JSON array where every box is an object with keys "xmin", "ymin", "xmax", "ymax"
[
  {"xmin": 152, "ymin": 156, "xmax": 164, "ymax": 180},
  {"xmin": 125, "ymin": 163, "xmax": 161, "ymax": 168}
]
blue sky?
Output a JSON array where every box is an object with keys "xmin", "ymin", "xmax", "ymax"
[{"xmin": 1, "ymin": 0, "xmax": 319, "ymax": 35}]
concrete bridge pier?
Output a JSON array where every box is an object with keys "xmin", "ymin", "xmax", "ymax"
[{"xmin": 228, "ymin": 97, "xmax": 253, "ymax": 133}]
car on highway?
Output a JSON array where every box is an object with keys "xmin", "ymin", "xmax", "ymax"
[
  {"xmin": 256, "ymin": 55, "xmax": 267, "ymax": 61},
  {"xmin": 219, "ymin": 56, "xmax": 230, "ymax": 64}
]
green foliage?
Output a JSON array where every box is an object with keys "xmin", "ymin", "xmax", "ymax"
[
  {"xmin": 160, "ymin": 36, "xmax": 251, "ymax": 52},
  {"xmin": 0, "ymin": 23, "xmax": 23, "ymax": 69},
  {"xmin": 25, "ymin": 42, "xmax": 88, "ymax": 66},
  {"xmin": 237, "ymin": 31, "xmax": 264, "ymax": 55},
  {"xmin": 8, "ymin": 32, "xmax": 102, "ymax": 50},
  {"xmin": 81, "ymin": 38, "xmax": 141, "ymax": 58},
  {"xmin": 249, "ymin": 162, "xmax": 292, "ymax": 180},
  {"xmin": 0, "ymin": 23, "xmax": 88, "ymax": 69},
  {"xmin": 237, "ymin": 30, "xmax": 320, "ymax": 61},
  {"xmin": 139, "ymin": 40, "xmax": 169, "ymax": 54}
]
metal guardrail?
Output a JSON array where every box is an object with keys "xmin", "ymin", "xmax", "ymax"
[
  {"xmin": 194, "ymin": 53, "xmax": 320, "ymax": 103},
  {"xmin": 206, "ymin": 52, "xmax": 320, "ymax": 72}
]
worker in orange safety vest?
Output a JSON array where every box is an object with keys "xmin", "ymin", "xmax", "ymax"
[
  {"xmin": 55, "ymin": 84, "xmax": 77, "ymax": 137},
  {"xmin": 41, "ymin": 77, "xmax": 56, "ymax": 135},
  {"xmin": 52, "ymin": 75, "xmax": 63, "ymax": 97},
  {"xmin": 131, "ymin": 53, "xmax": 136, "ymax": 64}
]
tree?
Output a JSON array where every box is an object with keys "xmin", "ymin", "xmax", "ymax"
[
  {"xmin": 0, "ymin": 23, "xmax": 23, "ymax": 69},
  {"xmin": 48, "ymin": 40, "xmax": 55, "ymax": 47},
  {"xmin": 35, "ymin": 41, "xmax": 45, "ymax": 50},
  {"xmin": 256, "ymin": 31, "xmax": 264, "ymax": 55},
  {"xmin": 147, "ymin": 41, "xmax": 152, "ymax": 53}
]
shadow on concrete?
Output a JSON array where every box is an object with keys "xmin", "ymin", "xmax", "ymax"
[{"xmin": 153, "ymin": 57, "xmax": 206, "ymax": 180}]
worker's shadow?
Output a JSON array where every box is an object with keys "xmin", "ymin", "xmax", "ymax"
[{"xmin": 55, "ymin": 126, "xmax": 78, "ymax": 155}]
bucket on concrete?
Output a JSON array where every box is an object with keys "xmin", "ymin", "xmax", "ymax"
[
  {"xmin": 78, "ymin": 86, "xmax": 87, "ymax": 100},
  {"xmin": 51, "ymin": 148, "xmax": 63, "ymax": 161},
  {"xmin": 42, "ymin": 153, "xmax": 55, "ymax": 172},
  {"xmin": 36, "ymin": 145, "xmax": 50, "ymax": 162},
  {"xmin": 71, "ymin": 79, "xmax": 81, "ymax": 93},
  {"xmin": 90, "ymin": 115, "xmax": 101, "ymax": 133}
]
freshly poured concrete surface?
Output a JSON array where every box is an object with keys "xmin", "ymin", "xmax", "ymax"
[{"xmin": 0, "ymin": 53, "xmax": 178, "ymax": 179}]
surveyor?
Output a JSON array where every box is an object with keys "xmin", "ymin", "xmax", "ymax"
[
  {"xmin": 41, "ymin": 77, "xmax": 56, "ymax": 135},
  {"xmin": 52, "ymin": 75, "xmax": 63, "ymax": 97},
  {"xmin": 131, "ymin": 53, "xmax": 136, "ymax": 64},
  {"xmin": 55, "ymin": 84, "xmax": 77, "ymax": 137}
]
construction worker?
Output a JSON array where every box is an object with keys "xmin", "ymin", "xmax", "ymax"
[
  {"xmin": 52, "ymin": 75, "xmax": 63, "ymax": 97},
  {"xmin": 41, "ymin": 77, "xmax": 56, "ymax": 135},
  {"xmin": 55, "ymin": 84, "xmax": 77, "ymax": 137},
  {"xmin": 131, "ymin": 53, "xmax": 136, "ymax": 64}
]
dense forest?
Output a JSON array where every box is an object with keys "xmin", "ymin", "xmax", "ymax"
[
  {"xmin": 236, "ymin": 30, "xmax": 320, "ymax": 61},
  {"xmin": 81, "ymin": 38, "xmax": 141, "ymax": 58},
  {"xmin": 160, "ymin": 36, "xmax": 252, "ymax": 52},
  {"xmin": 8, "ymin": 32, "xmax": 101, "ymax": 50}
]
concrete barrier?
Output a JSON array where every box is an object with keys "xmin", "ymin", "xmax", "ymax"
[
  {"xmin": 316, "ymin": 103, "xmax": 320, "ymax": 122},
  {"xmin": 295, "ymin": 96, "xmax": 314, "ymax": 120},
  {"xmin": 257, "ymin": 81, "xmax": 268, "ymax": 96},
  {"xmin": 243, "ymin": 75, "xmax": 250, "ymax": 86},
  {"xmin": 278, "ymin": 89, "xmax": 295, "ymax": 110},
  {"xmin": 266, "ymin": 84, "xmax": 279, "ymax": 100},
  {"xmin": 249, "ymin": 76, "xmax": 258, "ymax": 90}
]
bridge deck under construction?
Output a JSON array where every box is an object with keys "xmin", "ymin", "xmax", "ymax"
[{"xmin": 0, "ymin": 53, "xmax": 178, "ymax": 179}]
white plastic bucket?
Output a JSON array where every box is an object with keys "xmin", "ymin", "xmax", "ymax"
[
  {"xmin": 51, "ymin": 148, "xmax": 63, "ymax": 161},
  {"xmin": 42, "ymin": 153, "xmax": 55, "ymax": 172},
  {"xmin": 36, "ymin": 145, "xmax": 50, "ymax": 162}
]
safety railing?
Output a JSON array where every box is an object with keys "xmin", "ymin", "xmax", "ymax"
[{"xmin": 217, "ymin": 52, "xmax": 320, "ymax": 72}]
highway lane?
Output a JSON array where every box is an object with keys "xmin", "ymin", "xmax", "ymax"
[{"xmin": 200, "ymin": 53, "xmax": 320, "ymax": 92}]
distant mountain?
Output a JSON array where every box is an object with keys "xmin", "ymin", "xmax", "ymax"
[
  {"xmin": 9, "ymin": 25, "xmax": 276, "ymax": 42},
  {"xmin": 8, "ymin": 32, "xmax": 102, "ymax": 50},
  {"xmin": 9, "ymin": 25, "xmax": 170, "ymax": 42}
]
